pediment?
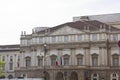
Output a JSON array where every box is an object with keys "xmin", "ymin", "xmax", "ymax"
[{"xmin": 50, "ymin": 26, "xmax": 84, "ymax": 35}]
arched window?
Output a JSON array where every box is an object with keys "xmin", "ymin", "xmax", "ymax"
[
  {"xmin": 63, "ymin": 54, "xmax": 70, "ymax": 66},
  {"xmin": 25, "ymin": 56, "xmax": 31, "ymax": 67},
  {"xmin": 51, "ymin": 55, "xmax": 57, "ymax": 66},
  {"xmin": 91, "ymin": 73, "xmax": 99, "ymax": 80},
  {"xmin": 112, "ymin": 54, "xmax": 119, "ymax": 67},
  {"xmin": 111, "ymin": 73, "xmax": 119, "ymax": 80},
  {"xmin": 76, "ymin": 54, "xmax": 83, "ymax": 65},
  {"xmin": 92, "ymin": 54, "xmax": 98, "ymax": 67}
]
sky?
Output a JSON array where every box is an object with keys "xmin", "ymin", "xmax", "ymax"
[{"xmin": 0, "ymin": 0, "xmax": 120, "ymax": 45}]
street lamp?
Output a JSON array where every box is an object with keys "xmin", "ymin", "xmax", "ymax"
[{"xmin": 43, "ymin": 43, "xmax": 47, "ymax": 80}]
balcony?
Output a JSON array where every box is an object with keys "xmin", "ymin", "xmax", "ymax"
[{"xmin": 15, "ymin": 65, "xmax": 90, "ymax": 71}]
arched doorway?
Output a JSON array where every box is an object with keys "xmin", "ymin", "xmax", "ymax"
[
  {"xmin": 70, "ymin": 72, "xmax": 78, "ymax": 80},
  {"xmin": 56, "ymin": 72, "xmax": 64, "ymax": 80},
  {"xmin": 8, "ymin": 75, "xmax": 13, "ymax": 79},
  {"xmin": 44, "ymin": 71, "xmax": 50, "ymax": 80}
]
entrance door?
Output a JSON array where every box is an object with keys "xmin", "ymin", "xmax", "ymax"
[
  {"xmin": 70, "ymin": 72, "xmax": 78, "ymax": 80},
  {"xmin": 56, "ymin": 72, "xmax": 64, "ymax": 80},
  {"xmin": 93, "ymin": 79, "xmax": 97, "ymax": 80}
]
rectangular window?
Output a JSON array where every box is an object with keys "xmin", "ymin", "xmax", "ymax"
[
  {"xmin": 39, "ymin": 37, "xmax": 43, "ymax": 43},
  {"xmin": 92, "ymin": 34, "xmax": 97, "ymax": 41},
  {"xmin": 51, "ymin": 57, "xmax": 56, "ymax": 66},
  {"xmin": 113, "ymin": 58, "xmax": 119, "ymax": 67},
  {"xmin": 26, "ymin": 57, "xmax": 31, "ymax": 67},
  {"xmin": 92, "ymin": 56, "xmax": 98, "ymax": 67},
  {"xmin": 10, "ymin": 56, "xmax": 13, "ymax": 62},
  {"xmin": 77, "ymin": 35, "xmax": 82, "ymax": 41},
  {"xmin": 2, "ymin": 56, "xmax": 5, "ymax": 61},
  {"xmin": 18, "ymin": 56, "xmax": 20, "ymax": 62},
  {"xmin": 64, "ymin": 58, "xmax": 69, "ymax": 66},
  {"xmin": 64, "ymin": 36, "xmax": 69, "ymax": 42},
  {"xmin": 38, "ymin": 58, "xmax": 43, "ymax": 66},
  {"xmin": 51, "ymin": 36, "xmax": 56, "ymax": 43},
  {"xmin": 77, "ymin": 58, "xmax": 83, "ymax": 65},
  {"xmin": 9, "ymin": 63, "xmax": 13, "ymax": 70},
  {"xmin": 113, "ymin": 34, "xmax": 118, "ymax": 41}
]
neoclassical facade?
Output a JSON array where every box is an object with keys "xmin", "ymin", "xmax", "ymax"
[
  {"xmin": 0, "ymin": 45, "xmax": 20, "ymax": 78},
  {"xmin": 15, "ymin": 20, "xmax": 120, "ymax": 80}
]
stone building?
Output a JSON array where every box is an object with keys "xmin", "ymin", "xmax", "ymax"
[
  {"xmin": 73, "ymin": 13, "xmax": 120, "ymax": 29},
  {"xmin": 15, "ymin": 20, "xmax": 120, "ymax": 80},
  {"xmin": 0, "ymin": 44, "xmax": 20, "ymax": 78}
]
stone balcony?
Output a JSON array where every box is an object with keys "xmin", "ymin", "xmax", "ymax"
[
  {"xmin": 15, "ymin": 65, "xmax": 120, "ymax": 71},
  {"xmin": 15, "ymin": 65, "xmax": 88, "ymax": 71}
]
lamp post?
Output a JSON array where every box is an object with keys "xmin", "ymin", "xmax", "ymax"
[{"xmin": 43, "ymin": 43, "xmax": 47, "ymax": 80}]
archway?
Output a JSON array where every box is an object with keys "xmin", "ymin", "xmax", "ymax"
[
  {"xmin": 8, "ymin": 75, "xmax": 13, "ymax": 79},
  {"xmin": 44, "ymin": 71, "xmax": 50, "ymax": 80},
  {"xmin": 56, "ymin": 72, "xmax": 64, "ymax": 80},
  {"xmin": 70, "ymin": 72, "xmax": 78, "ymax": 80}
]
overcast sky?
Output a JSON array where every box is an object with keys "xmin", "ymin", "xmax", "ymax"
[{"xmin": 0, "ymin": 0, "xmax": 120, "ymax": 45}]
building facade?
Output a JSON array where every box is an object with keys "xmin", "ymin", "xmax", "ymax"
[
  {"xmin": 0, "ymin": 45, "xmax": 20, "ymax": 79},
  {"xmin": 15, "ymin": 20, "xmax": 120, "ymax": 80},
  {"xmin": 73, "ymin": 13, "xmax": 120, "ymax": 29}
]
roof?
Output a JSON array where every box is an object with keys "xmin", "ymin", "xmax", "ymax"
[
  {"xmin": 73, "ymin": 13, "xmax": 120, "ymax": 23},
  {"xmin": 0, "ymin": 44, "xmax": 20, "ymax": 51},
  {"xmin": 36, "ymin": 20, "xmax": 120, "ymax": 34},
  {"xmin": 0, "ymin": 44, "xmax": 20, "ymax": 48}
]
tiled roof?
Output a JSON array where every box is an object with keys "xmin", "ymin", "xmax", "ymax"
[{"xmin": 37, "ymin": 20, "xmax": 119, "ymax": 34}]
